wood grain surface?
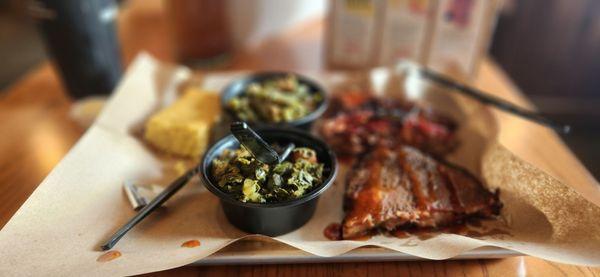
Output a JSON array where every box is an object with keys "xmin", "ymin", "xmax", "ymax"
[{"xmin": 0, "ymin": 0, "xmax": 598, "ymax": 276}]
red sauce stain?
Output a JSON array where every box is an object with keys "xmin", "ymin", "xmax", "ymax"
[
  {"xmin": 97, "ymin": 250, "xmax": 122, "ymax": 262},
  {"xmin": 323, "ymin": 223, "xmax": 343, "ymax": 241},
  {"xmin": 181, "ymin": 239, "xmax": 201, "ymax": 248},
  {"xmin": 342, "ymin": 154, "xmax": 385, "ymax": 238}
]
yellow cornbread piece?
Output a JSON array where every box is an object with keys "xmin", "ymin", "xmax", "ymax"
[{"xmin": 144, "ymin": 88, "xmax": 221, "ymax": 158}]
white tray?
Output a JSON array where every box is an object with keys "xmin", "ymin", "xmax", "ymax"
[{"xmin": 193, "ymin": 240, "xmax": 520, "ymax": 265}]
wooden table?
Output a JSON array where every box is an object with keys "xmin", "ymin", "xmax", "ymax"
[{"xmin": 1, "ymin": 0, "xmax": 598, "ymax": 276}]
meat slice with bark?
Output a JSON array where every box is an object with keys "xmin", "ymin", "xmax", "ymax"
[{"xmin": 342, "ymin": 145, "xmax": 501, "ymax": 239}]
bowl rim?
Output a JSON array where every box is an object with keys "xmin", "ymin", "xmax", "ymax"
[
  {"xmin": 220, "ymin": 71, "xmax": 329, "ymax": 127},
  {"xmin": 201, "ymin": 127, "xmax": 338, "ymax": 208}
]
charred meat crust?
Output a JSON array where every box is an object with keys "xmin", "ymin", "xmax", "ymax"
[{"xmin": 342, "ymin": 145, "xmax": 501, "ymax": 239}]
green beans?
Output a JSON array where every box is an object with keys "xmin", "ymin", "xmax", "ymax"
[{"xmin": 227, "ymin": 75, "xmax": 321, "ymax": 123}]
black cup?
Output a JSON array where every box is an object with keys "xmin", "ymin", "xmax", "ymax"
[
  {"xmin": 220, "ymin": 72, "xmax": 328, "ymax": 130},
  {"xmin": 32, "ymin": 0, "xmax": 122, "ymax": 99},
  {"xmin": 201, "ymin": 128, "xmax": 337, "ymax": 236}
]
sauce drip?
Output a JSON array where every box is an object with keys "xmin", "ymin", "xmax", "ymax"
[
  {"xmin": 97, "ymin": 250, "xmax": 122, "ymax": 262},
  {"xmin": 181, "ymin": 239, "xmax": 201, "ymax": 248},
  {"xmin": 323, "ymin": 223, "xmax": 342, "ymax": 241}
]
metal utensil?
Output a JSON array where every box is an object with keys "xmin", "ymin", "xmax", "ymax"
[
  {"xmin": 123, "ymin": 181, "xmax": 148, "ymax": 211},
  {"xmin": 100, "ymin": 168, "xmax": 198, "ymax": 250},
  {"xmin": 400, "ymin": 62, "xmax": 571, "ymax": 134},
  {"xmin": 101, "ymin": 122, "xmax": 295, "ymax": 251},
  {"xmin": 230, "ymin": 121, "xmax": 294, "ymax": 164}
]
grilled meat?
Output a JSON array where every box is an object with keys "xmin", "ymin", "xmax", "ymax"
[
  {"xmin": 342, "ymin": 145, "xmax": 501, "ymax": 239},
  {"xmin": 319, "ymin": 92, "xmax": 457, "ymax": 157}
]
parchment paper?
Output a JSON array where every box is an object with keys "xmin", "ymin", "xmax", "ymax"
[{"xmin": 1, "ymin": 53, "xmax": 599, "ymax": 276}]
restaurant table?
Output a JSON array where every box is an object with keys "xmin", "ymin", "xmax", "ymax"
[{"xmin": 1, "ymin": 0, "xmax": 599, "ymax": 276}]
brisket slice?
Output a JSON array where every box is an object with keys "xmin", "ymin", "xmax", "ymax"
[{"xmin": 342, "ymin": 145, "xmax": 501, "ymax": 239}]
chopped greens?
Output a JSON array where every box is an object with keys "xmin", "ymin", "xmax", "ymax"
[
  {"xmin": 227, "ymin": 75, "xmax": 321, "ymax": 123},
  {"xmin": 211, "ymin": 146, "xmax": 324, "ymax": 203}
]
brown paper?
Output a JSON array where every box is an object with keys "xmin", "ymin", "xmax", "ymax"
[{"xmin": 1, "ymin": 53, "xmax": 600, "ymax": 276}]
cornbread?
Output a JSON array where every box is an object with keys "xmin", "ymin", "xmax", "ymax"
[{"xmin": 144, "ymin": 88, "xmax": 221, "ymax": 157}]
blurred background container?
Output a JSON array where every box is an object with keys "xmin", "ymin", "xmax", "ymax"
[
  {"xmin": 165, "ymin": 0, "xmax": 232, "ymax": 68},
  {"xmin": 30, "ymin": 0, "xmax": 122, "ymax": 99},
  {"xmin": 325, "ymin": 0, "xmax": 500, "ymax": 76},
  {"xmin": 0, "ymin": 0, "xmax": 598, "ymax": 177}
]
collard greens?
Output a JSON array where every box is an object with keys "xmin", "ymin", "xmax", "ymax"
[{"xmin": 211, "ymin": 146, "xmax": 324, "ymax": 203}]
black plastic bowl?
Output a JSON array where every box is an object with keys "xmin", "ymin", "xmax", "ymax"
[
  {"xmin": 201, "ymin": 128, "xmax": 337, "ymax": 236},
  {"xmin": 220, "ymin": 72, "xmax": 329, "ymax": 130}
]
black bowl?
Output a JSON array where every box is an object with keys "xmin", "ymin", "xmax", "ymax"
[
  {"xmin": 201, "ymin": 128, "xmax": 337, "ymax": 236},
  {"xmin": 220, "ymin": 72, "xmax": 329, "ymax": 130}
]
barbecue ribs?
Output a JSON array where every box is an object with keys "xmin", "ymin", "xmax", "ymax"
[
  {"xmin": 342, "ymin": 145, "xmax": 501, "ymax": 239},
  {"xmin": 319, "ymin": 92, "xmax": 457, "ymax": 157}
]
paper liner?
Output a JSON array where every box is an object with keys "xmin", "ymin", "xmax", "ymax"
[{"xmin": 1, "ymin": 53, "xmax": 599, "ymax": 276}]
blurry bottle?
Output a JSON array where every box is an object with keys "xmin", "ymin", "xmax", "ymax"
[
  {"xmin": 378, "ymin": 0, "xmax": 435, "ymax": 66},
  {"xmin": 165, "ymin": 0, "xmax": 232, "ymax": 68},
  {"xmin": 425, "ymin": 0, "xmax": 499, "ymax": 78},
  {"xmin": 325, "ymin": 0, "xmax": 499, "ymax": 78},
  {"xmin": 30, "ymin": 0, "xmax": 123, "ymax": 99},
  {"xmin": 325, "ymin": 0, "xmax": 381, "ymax": 70}
]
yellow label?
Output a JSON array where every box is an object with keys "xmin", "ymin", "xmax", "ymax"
[{"xmin": 344, "ymin": 0, "xmax": 374, "ymax": 16}]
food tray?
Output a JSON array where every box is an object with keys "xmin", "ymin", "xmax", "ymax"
[
  {"xmin": 4, "ymin": 54, "xmax": 598, "ymax": 277},
  {"xmin": 194, "ymin": 241, "xmax": 519, "ymax": 265}
]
